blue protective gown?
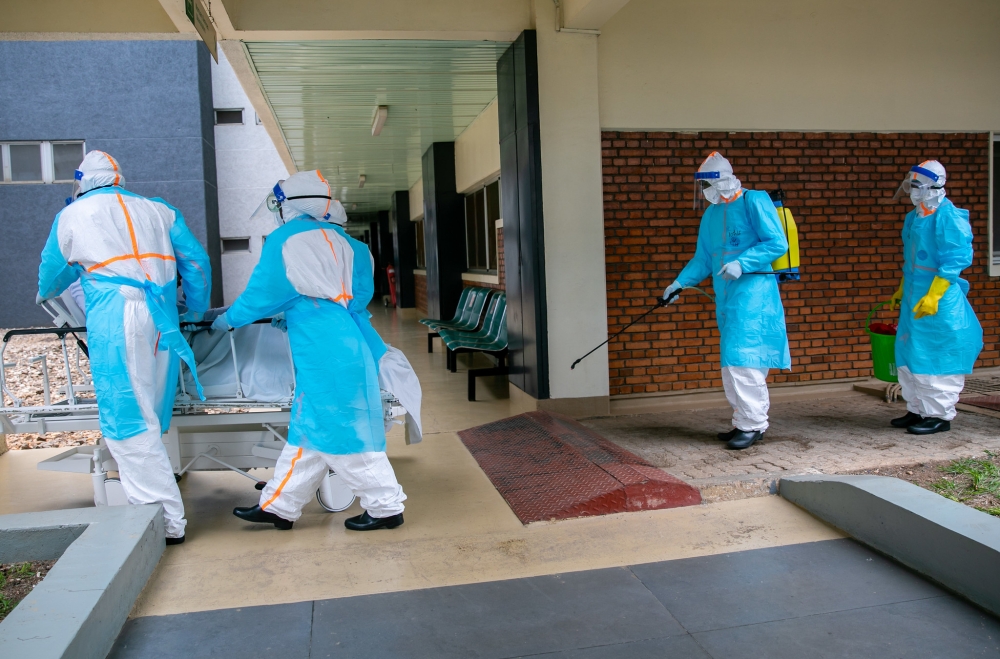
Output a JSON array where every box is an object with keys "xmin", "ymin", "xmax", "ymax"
[
  {"xmin": 895, "ymin": 198, "xmax": 982, "ymax": 375},
  {"xmin": 676, "ymin": 190, "xmax": 792, "ymax": 369},
  {"xmin": 37, "ymin": 187, "xmax": 211, "ymax": 439},
  {"xmin": 224, "ymin": 218, "xmax": 388, "ymax": 455}
]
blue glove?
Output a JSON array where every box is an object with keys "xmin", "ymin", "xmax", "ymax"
[
  {"xmin": 211, "ymin": 312, "xmax": 231, "ymax": 332},
  {"xmin": 270, "ymin": 315, "xmax": 287, "ymax": 333},
  {"xmin": 178, "ymin": 309, "xmax": 204, "ymax": 324}
]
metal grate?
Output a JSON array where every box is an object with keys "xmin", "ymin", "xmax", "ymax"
[{"xmin": 457, "ymin": 411, "xmax": 700, "ymax": 524}]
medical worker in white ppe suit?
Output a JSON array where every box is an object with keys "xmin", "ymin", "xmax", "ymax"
[
  {"xmin": 662, "ymin": 152, "xmax": 792, "ymax": 450},
  {"xmin": 37, "ymin": 151, "xmax": 212, "ymax": 545},
  {"xmin": 218, "ymin": 170, "xmax": 407, "ymax": 532}
]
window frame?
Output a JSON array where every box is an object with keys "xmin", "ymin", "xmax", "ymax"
[
  {"xmin": 0, "ymin": 140, "xmax": 85, "ymax": 184},
  {"xmin": 462, "ymin": 176, "xmax": 501, "ymax": 275},
  {"xmin": 215, "ymin": 108, "xmax": 245, "ymax": 125},
  {"xmin": 991, "ymin": 132, "xmax": 999, "ymax": 275}
]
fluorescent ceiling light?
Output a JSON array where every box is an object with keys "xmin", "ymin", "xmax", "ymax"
[
  {"xmin": 358, "ymin": 174, "xmax": 366, "ymax": 188},
  {"xmin": 371, "ymin": 105, "xmax": 388, "ymax": 136}
]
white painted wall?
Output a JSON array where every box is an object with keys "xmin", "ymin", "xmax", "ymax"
[
  {"xmin": 533, "ymin": 0, "xmax": 610, "ymax": 400},
  {"xmin": 455, "ymin": 98, "xmax": 501, "ymax": 194},
  {"xmin": 599, "ymin": 0, "xmax": 1000, "ymax": 131},
  {"xmin": 212, "ymin": 47, "xmax": 290, "ymax": 304},
  {"xmin": 409, "ymin": 177, "xmax": 424, "ymax": 221}
]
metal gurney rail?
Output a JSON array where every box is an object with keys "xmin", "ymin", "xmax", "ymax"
[{"xmin": 0, "ymin": 306, "xmax": 419, "ymax": 513}]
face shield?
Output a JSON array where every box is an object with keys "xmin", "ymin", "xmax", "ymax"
[
  {"xmin": 693, "ymin": 171, "xmax": 720, "ymax": 210},
  {"xmin": 249, "ymin": 182, "xmax": 286, "ymax": 226},
  {"xmin": 892, "ymin": 164, "xmax": 945, "ymax": 204},
  {"xmin": 66, "ymin": 169, "xmax": 85, "ymax": 206}
]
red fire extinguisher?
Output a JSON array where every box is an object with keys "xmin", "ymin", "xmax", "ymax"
[{"xmin": 385, "ymin": 265, "xmax": 397, "ymax": 307}]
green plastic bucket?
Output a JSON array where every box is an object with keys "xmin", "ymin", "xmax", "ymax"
[{"xmin": 866, "ymin": 301, "xmax": 898, "ymax": 383}]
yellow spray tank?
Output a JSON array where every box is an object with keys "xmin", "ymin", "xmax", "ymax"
[{"xmin": 769, "ymin": 188, "xmax": 800, "ymax": 282}]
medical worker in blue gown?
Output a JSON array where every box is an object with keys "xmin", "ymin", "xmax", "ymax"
[
  {"xmin": 662, "ymin": 152, "xmax": 791, "ymax": 450},
  {"xmin": 887, "ymin": 160, "xmax": 982, "ymax": 435},
  {"xmin": 216, "ymin": 170, "xmax": 406, "ymax": 531},
  {"xmin": 37, "ymin": 151, "xmax": 212, "ymax": 544}
]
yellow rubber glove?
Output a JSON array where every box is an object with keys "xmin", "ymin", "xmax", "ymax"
[
  {"xmin": 912, "ymin": 276, "xmax": 950, "ymax": 319},
  {"xmin": 887, "ymin": 279, "xmax": 904, "ymax": 311}
]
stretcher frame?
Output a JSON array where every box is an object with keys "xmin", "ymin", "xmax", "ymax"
[{"xmin": 0, "ymin": 299, "xmax": 411, "ymax": 512}]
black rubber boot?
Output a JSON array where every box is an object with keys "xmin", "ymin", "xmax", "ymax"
[
  {"xmin": 233, "ymin": 505, "xmax": 294, "ymax": 530},
  {"xmin": 717, "ymin": 428, "xmax": 740, "ymax": 442},
  {"xmin": 726, "ymin": 430, "xmax": 763, "ymax": 450},
  {"xmin": 890, "ymin": 411, "xmax": 923, "ymax": 428},
  {"xmin": 906, "ymin": 417, "xmax": 951, "ymax": 435},
  {"xmin": 344, "ymin": 511, "xmax": 404, "ymax": 531},
  {"xmin": 165, "ymin": 535, "xmax": 185, "ymax": 546}
]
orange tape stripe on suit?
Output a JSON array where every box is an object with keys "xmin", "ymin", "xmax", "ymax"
[{"xmin": 261, "ymin": 447, "xmax": 304, "ymax": 510}]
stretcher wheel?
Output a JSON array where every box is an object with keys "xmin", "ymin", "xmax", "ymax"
[
  {"xmin": 104, "ymin": 478, "xmax": 129, "ymax": 506},
  {"xmin": 316, "ymin": 471, "xmax": 355, "ymax": 513}
]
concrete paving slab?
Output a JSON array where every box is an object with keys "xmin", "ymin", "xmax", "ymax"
[
  {"xmin": 107, "ymin": 602, "xmax": 312, "ymax": 659},
  {"xmin": 630, "ymin": 539, "xmax": 941, "ymax": 633},
  {"xmin": 780, "ymin": 474, "xmax": 1000, "ymax": 617},
  {"xmin": 693, "ymin": 597, "xmax": 1000, "ymax": 659},
  {"xmin": 585, "ymin": 394, "xmax": 1000, "ymax": 501}
]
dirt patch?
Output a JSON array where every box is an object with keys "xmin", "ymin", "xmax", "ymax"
[
  {"xmin": 0, "ymin": 560, "xmax": 56, "ymax": 623},
  {"xmin": 849, "ymin": 452, "xmax": 1000, "ymax": 517},
  {"xmin": 1, "ymin": 329, "xmax": 99, "ymax": 451}
]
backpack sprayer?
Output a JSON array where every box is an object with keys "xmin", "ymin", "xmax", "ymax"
[{"xmin": 571, "ymin": 190, "xmax": 800, "ymax": 370}]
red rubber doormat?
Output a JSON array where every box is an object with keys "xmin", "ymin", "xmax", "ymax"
[
  {"xmin": 960, "ymin": 395, "xmax": 1000, "ymax": 412},
  {"xmin": 458, "ymin": 411, "xmax": 701, "ymax": 524}
]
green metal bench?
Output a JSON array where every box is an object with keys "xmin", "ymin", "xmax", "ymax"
[
  {"xmin": 419, "ymin": 287, "xmax": 495, "ymax": 353},
  {"xmin": 439, "ymin": 293, "xmax": 508, "ymax": 401}
]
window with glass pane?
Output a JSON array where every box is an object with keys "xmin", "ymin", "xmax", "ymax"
[
  {"xmin": 486, "ymin": 180, "xmax": 500, "ymax": 271},
  {"xmin": 463, "ymin": 180, "xmax": 500, "ymax": 273},
  {"xmin": 10, "ymin": 144, "xmax": 42, "ymax": 182},
  {"xmin": 415, "ymin": 220, "xmax": 426, "ymax": 269},
  {"xmin": 52, "ymin": 143, "xmax": 84, "ymax": 181}
]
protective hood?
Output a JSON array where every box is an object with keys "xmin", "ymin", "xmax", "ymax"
[
  {"xmin": 694, "ymin": 151, "xmax": 742, "ymax": 208},
  {"xmin": 281, "ymin": 170, "xmax": 335, "ymax": 221},
  {"xmin": 892, "ymin": 160, "xmax": 947, "ymax": 212},
  {"xmin": 72, "ymin": 150, "xmax": 124, "ymax": 201}
]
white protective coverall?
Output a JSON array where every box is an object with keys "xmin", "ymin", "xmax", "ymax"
[
  {"xmin": 37, "ymin": 151, "xmax": 212, "ymax": 538},
  {"xmin": 220, "ymin": 171, "xmax": 406, "ymax": 521}
]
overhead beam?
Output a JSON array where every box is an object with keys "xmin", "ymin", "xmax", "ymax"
[{"xmin": 560, "ymin": 0, "xmax": 632, "ymax": 29}]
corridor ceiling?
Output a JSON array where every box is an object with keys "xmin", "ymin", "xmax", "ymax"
[{"xmin": 244, "ymin": 40, "xmax": 508, "ymax": 213}]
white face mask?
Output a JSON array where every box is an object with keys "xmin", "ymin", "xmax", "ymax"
[{"xmin": 702, "ymin": 185, "xmax": 722, "ymax": 205}]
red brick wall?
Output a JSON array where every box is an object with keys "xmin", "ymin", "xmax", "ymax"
[
  {"xmin": 461, "ymin": 228, "xmax": 506, "ymax": 291},
  {"xmin": 414, "ymin": 272, "xmax": 428, "ymax": 315},
  {"xmin": 603, "ymin": 131, "xmax": 997, "ymax": 396}
]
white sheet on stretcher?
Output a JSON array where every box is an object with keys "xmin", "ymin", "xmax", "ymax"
[{"xmin": 182, "ymin": 324, "xmax": 423, "ymax": 440}]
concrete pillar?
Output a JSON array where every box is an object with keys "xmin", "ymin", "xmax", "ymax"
[
  {"xmin": 421, "ymin": 142, "xmax": 466, "ymax": 321},
  {"xmin": 391, "ymin": 191, "xmax": 416, "ymax": 308},
  {"xmin": 530, "ymin": 1, "xmax": 610, "ymax": 414}
]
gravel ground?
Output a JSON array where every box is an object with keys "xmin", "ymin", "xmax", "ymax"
[
  {"xmin": 0, "ymin": 560, "xmax": 56, "ymax": 622},
  {"xmin": 0, "ymin": 329, "xmax": 99, "ymax": 450}
]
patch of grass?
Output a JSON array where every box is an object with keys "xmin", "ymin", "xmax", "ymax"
[{"xmin": 929, "ymin": 451, "xmax": 1000, "ymax": 517}]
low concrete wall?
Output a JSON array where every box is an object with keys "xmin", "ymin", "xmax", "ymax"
[
  {"xmin": 0, "ymin": 505, "xmax": 164, "ymax": 659},
  {"xmin": 781, "ymin": 474, "xmax": 1000, "ymax": 617}
]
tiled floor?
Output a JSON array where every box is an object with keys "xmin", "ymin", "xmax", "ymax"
[{"xmin": 108, "ymin": 539, "xmax": 1000, "ymax": 659}]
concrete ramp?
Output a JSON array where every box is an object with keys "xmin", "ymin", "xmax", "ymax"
[{"xmin": 458, "ymin": 411, "xmax": 701, "ymax": 524}]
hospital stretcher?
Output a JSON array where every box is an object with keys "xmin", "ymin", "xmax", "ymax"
[{"xmin": 0, "ymin": 293, "xmax": 421, "ymax": 513}]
